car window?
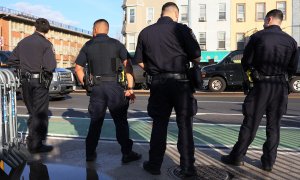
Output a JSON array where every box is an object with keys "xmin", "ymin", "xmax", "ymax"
[{"xmin": 231, "ymin": 53, "xmax": 243, "ymax": 64}]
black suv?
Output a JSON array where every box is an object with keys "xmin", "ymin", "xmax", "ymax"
[
  {"xmin": 201, "ymin": 49, "xmax": 300, "ymax": 93},
  {"xmin": 0, "ymin": 51, "xmax": 75, "ymax": 98}
]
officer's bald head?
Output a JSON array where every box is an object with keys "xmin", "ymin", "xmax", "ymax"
[
  {"xmin": 93, "ymin": 19, "xmax": 109, "ymax": 36},
  {"xmin": 263, "ymin": 9, "xmax": 283, "ymax": 28},
  {"xmin": 161, "ymin": 2, "xmax": 179, "ymax": 22}
]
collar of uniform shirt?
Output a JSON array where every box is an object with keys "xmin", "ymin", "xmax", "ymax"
[
  {"xmin": 157, "ymin": 16, "xmax": 173, "ymax": 24},
  {"xmin": 95, "ymin": 33, "xmax": 109, "ymax": 38},
  {"xmin": 34, "ymin": 31, "xmax": 46, "ymax": 38},
  {"xmin": 265, "ymin": 25, "xmax": 282, "ymax": 31}
]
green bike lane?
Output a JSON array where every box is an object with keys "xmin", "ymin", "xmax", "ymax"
[{"xmin": 17, "ymin": 115, "xmax": 300, "ymax": 151}]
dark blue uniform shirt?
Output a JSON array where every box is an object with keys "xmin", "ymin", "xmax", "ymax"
[
  {"xmin": 76, "ymin": 34, "xmax": 130, "ymax": 76},
  {"xmin": 134, "ymin": 17, "xmax": 201, "ymax": 75},
  {"xmin": 242, "ymin": 25, "xmax": 299, "ymax": 77},
  {"xmin": 8, "ymin": 32, "xmax": 56, "ymax": 72}
]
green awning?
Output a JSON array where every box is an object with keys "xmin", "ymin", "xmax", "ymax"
[{"xmin": 200, "ymin": 51, "xmax": 230, "ymax": 62}]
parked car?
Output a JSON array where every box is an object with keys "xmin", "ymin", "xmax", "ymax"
[
  {"xmin": 201, "ymin": 49, "xmax": 300, "ymax": 93},
  {"xmin": 0, "ymin": 51, "xmax": 76, "ymax": 98}
]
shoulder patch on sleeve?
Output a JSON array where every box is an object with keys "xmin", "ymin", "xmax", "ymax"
[{"xmin": 51, "ymin": 45, "xmax": 56, "ymax": 54}]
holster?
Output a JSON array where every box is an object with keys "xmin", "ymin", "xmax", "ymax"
[
  {"xmin": 39, "ymin": 71, "xmax": 53, "ymax": 89},
  {"xmin": 83, "ymin": 75, "xmax": 93, "ymax": 96}
]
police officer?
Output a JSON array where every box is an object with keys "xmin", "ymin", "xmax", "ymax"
[
  {"xmin": 134, "ymin": 2, "xmax": 200, "ymax": 177},
  {"xmin": 8, "ymin": 18, "xmax": 56, "ymax": 153},
  {"xmin": 75, "ymin": 19, "xmax": 141, "ymax": 162},
  {"xmin": 221, "ymin": 9, "xmax": 299, "ymax": 171}
]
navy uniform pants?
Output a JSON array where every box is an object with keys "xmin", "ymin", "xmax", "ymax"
[
  {"xmin": 86, "ymin": 82, "xmax": 133, "ymax": 156},
  {"xmin": 147, "ymin": 78, "xmax": 197, "ymax": 170},
  {"xmin": 22, "ymin": 78, "xmax": 50, "ymax": 150},
  {"xmin": 230, "ymin": 78, "xmax": 288, "ymax": 166}
]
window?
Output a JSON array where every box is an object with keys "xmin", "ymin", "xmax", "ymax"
[
  {"xmin": 181, "ymin": 5, "xmax": 188, "ymax": 22},
  {"xmin": 199, "ymin": 32, "xmax": 206, "ymax": 50},
  {"xmin": 128, "ymin": 8, "xmax": 135, "ymax": 23},
  {"xmin": 217, "ymin": 31, "xmax": 226, "ymax": 49},
  {"xmin": 236, "ymin": 4, "xmax": 245, "ymax": 22},
  {"xmin": 236, "ymin": 33, "xmax": 245, "ymax": 50},
  {"xmin": 256, "ymin": 3, "xmax": 265, "ymax": 21},
  {"xmin": 277, "ymin": 1, "xmax": 286, "ymax": 20},
  {"xmin": 219, "ymin": 3, "xmax": 226, "ymax": 20},
  {"xmin": 199, "ymin": 4, "xmax": 206, "ymax": 22},
  {"xmin": 147, "ymin": 7, "xmax": 154, "ymax": 24},
  {"xmin": 127, "ymin": 34, "xmax": 135, "ymax": 51}
]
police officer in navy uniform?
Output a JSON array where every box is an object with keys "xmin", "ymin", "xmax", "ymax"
[
  {"xmin": 8, "ymin": 18, "xmax": 56, "ymax": 153},
  {"xmin": 134, "ymin": 2, "xmax": 201, "ymax": 177},
  {"xmin": 75, "ymin": 19, "xmax": 141, "ymax": 162},
  {"xmin": 221, "ymin": 9, "xmax": 299, "ymax": 171}
]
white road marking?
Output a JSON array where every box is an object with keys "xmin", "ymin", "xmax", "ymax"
[{"xmin": 17, "ymin": 114, "xmax": 300, "ymax": 130}]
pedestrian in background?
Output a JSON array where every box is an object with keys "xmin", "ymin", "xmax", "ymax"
[
  {"xmin": 8, "ymin": 18, "xmax": 56, "ymax": 153},
  {"xmin": 134, "ymin": 2, "xmax": 201, "ymax": 177},
  {"xmin": 75, "ymin": 19, "xmax": 141, "ymax": 163},
  {"xmin": 221, "ymin": 9, "xmax": 299, "ymax": 171}
]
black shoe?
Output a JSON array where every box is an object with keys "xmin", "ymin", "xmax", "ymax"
[
  {"xmin": 261, "ymin": 162, "xmax": 273, "ymax": 172},
  {"xmin": 180, "ymin": 167, "xmax": 197, "ymax": 177},
  {"xmin": 221, "ymin": 155, "xmax": 244, "ymax": 166},
  {"xmin": 29, "ymin": 144, "xmax": 53, "ymax": 154},
  {"xmin": 143, "ymin": 161, "xmax": 161, "ymax": 175},
  {"xmin": 86, "ymin": 152, "xmax": 97, "ymax": 162},
  {"xmin": 122, "ymin": 151, "xmax": 142, "ymax": 164}
]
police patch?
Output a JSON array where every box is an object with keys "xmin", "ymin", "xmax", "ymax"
[
  {"xmin": 51, "ymin": 45, "xmax": 56, "ymax": 54},
  {"xmin": 190, "ymin": 29, "xmax": 197, "ymax": 41}
]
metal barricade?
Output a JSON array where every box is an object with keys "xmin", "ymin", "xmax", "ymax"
[{"xmin": 0, "ymin": 68, "xmax": 30, "ymax": 169}]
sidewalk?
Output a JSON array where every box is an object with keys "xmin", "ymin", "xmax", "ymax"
[{"xmin": 3, "ymin": 137, "xmax": 299, "ymax": 179}]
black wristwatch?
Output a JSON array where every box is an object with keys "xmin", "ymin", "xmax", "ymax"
[{"xmin": 127, "ymin": 87, "xmax": 134, "ymax": 90}]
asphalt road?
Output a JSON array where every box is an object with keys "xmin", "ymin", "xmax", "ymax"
[{"xmin": 16, "ymin": 92, "xmax": 300, "ymax": 128}]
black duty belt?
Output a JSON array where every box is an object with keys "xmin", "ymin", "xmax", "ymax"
[
  {"xmin": 152, "ymin": 73, "xmax": 187, "ymax": 80},
  {"xmin": 93, "ymin": 75, "xmax": 117, "ymax": 85}
]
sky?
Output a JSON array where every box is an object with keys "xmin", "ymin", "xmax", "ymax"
[{"xmin": 0, "ymin": 0, "xmax": 124, "ymax": 38}]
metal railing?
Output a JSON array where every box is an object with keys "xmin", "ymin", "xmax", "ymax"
[{"xmin": 0, "ymin": 6, "xmax": 92, "ymax": 35}]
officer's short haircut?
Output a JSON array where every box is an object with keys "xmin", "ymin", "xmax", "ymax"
[
  {"xmin": 266, "ymin": 9, "xmax": 283, "ymax": 21},
  {"xmin": 161, "ymin": 2, "xmax": 179, "ymax": 14},
  {"xmin": 93, "ymin": 19, "xmax": 109, "ymax": 28},
  {"xmin": 35, "ymin": 18, "xmax": 50, "ymax": 33}
]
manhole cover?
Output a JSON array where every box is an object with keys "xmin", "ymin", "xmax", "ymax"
[{"xmin": 168, "ymin": 165, "xmax": 230, "ymax": 180}]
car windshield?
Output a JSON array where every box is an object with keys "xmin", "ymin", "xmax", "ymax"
[{"xmin": 0, "ymin": 51, "xmax": 12, "ymax": 64}]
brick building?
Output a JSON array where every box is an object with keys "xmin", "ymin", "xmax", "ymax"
[{"xmin": 0, "ymin": 6, "xmax": 92, "ymax": 68}]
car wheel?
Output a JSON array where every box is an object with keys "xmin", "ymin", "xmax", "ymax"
[
  {"xmin": 289, "ymin": 77, "xmax": 300, "ymax": 93},
  {"xmin": 208, "ymin": 77, "xmax": 226, "ymax": 92}
]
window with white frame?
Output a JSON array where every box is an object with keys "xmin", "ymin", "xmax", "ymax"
[
  {"xmin": 217, "ymin": 31, "xmax": 226, "ymax": 49},
  {"xmin": 128, "ymin": 8, "xmax": 135, "ymax": 23},
  {"xmin": 236, "ymin": 33, "xmax": 245, "ymax": 50},
  {"xmin": 256, "ymin": 3, "xmax": 265, "ymax": 21},
  {"xmin": 199, "ymin": 32, "xmax": 206, "ymax": 50},
  {"xmin": 181, "ymin": 5, "xmax": 188, "ymax": 22},
  {"xmin": 277, "ymin": 1, "xmax": 286, "ymax": 20},
  {"xmin": 127, "ymin": 34, "xmax": 135, "ymax": 51},
  {"xmin": 236, "ymin": 4, "xmax": 245, "ymax": 22},
  {"xmin": 219, "ymin": 3, "xmax": 226, "ymax": 20},
  {"xmin": 199, "ymin": 4, "xmax": 206, "ymax": 22},
  {"xmin": 147, "ymin": 7, "xmax": 154, "ymax": 24}
]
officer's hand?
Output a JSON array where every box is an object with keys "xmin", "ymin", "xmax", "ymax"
[{"xmin": 125, "ymin": 90, "xmax": 135, "ymax": 104}]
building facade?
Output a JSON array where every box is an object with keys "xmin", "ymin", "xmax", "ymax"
[
  {"xmin": 188, "ymin": 0, "xmax": 231, "ymax": 61},
  {"xmin": 0, "ymin": 6, "xmax": 92, "ymax": 68},
  {"xmin": 122, "ymin": 0, "xmax": 175, "ymax": 52},
  {"xmin": 292, "ymin": 0, "xmax": 300, "ymax": 45},
  {"xmin": 230, "ymin": 0, "xmax": 293, "ymax": 50}
]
